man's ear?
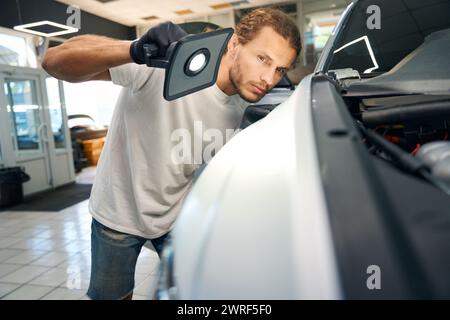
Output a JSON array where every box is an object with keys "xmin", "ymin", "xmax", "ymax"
[{"xmin": 227, "ymin": 34, "xmax": 240, "ymax": 59}]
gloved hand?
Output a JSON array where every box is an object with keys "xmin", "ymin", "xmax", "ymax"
[{"xmin": 129, "ymin": 21, "xmax": 188, "ymax": 64}]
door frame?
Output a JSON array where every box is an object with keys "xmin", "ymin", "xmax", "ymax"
[
  {"xmin": 0, "ymin": 64, "xmax": 75, "ymax": 193},
  {"xmin": 41, "ymin": 73, "xmax": 76, "ymax": 186}
]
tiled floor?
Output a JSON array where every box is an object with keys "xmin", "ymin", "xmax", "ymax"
[
  {"xmin": 0, "ymin": 175, "xmax": 161, "ymax": 300},
  {"xmin": 75, "ymin": 166, "xmax": 97, "ymax": 185}
]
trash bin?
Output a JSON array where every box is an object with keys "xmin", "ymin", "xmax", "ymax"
[{"xmin": 0, "ymin": 167, "xmax": 31, "ymax": 209}]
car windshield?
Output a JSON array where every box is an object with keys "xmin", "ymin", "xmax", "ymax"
[{"xmin": 327, "ymin": 0, "xmax": 450, "ymax": 75}]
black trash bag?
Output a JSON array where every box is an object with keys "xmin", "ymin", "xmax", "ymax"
[{"xmin": 0, "ymin": 167, "xmax": 30, "ymax": 208}]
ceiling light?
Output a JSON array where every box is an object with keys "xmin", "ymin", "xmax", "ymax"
[
  {"xmin": 175, "ymin": 9, "xmax": 194, "ymax": 15},
  {"xmin": 230, "ymin": 0, "xmax": 249, "ymax": 7},
  {"xmin": 14, "ymin": 20, "xmax": 78, "ymax": 37},
  {"xmin": 142, "ymin": 15, "xmax": 160, "ymax": 21},
  {"xmin": 210, "ymin": 3, "xmax": 232, "ymax": 10}
]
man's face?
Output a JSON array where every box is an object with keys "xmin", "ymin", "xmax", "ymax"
[{"xmin": 229, "ymin": 26, "xmax": 297, "ymax": 103}]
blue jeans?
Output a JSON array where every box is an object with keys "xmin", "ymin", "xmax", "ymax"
[{"xmin": 87, "ymin": 218, "xmax": 169, "ymax": 300}]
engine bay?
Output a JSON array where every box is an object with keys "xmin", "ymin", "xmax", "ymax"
[
  {"xmin": 329, "ymin": 27, "xmax": 450, "ymax": 196},
  {"xmin": 342, "ymin": 92, "xmax": 450, "ymax": 195}
]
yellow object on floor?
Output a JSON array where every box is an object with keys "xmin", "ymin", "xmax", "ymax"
[{"xmin": 82, "ymin": 138, "xmax": 106, "ymax": 166}]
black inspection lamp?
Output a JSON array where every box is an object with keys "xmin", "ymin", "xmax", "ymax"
[{"xmin": 142, "ymin": 27, "xmax": 234, "ymax": 101}]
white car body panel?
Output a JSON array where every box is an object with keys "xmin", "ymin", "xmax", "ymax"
[{"xmin": 173, "ymin": 75, "xmax": 343, "ymax": 299}]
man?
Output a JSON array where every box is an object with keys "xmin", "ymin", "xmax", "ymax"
[{"xmin": 43, "ymin": 8, "xmax": 301, "ymax": 300}]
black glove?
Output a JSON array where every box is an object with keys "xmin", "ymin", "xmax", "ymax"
[{"xmin": 130, "ymin": 21, "xmax": 188, "ymax": 64}]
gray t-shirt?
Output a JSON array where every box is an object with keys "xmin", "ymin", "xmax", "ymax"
[{"xmin": 88, "ymin": 63, "xmax": 247, "ymax": 238}]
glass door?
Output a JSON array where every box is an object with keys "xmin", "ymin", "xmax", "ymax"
[
  {"xmin": 5, "ymin": 79, "xmax": 43, "ymax": 153},
  {"xmin": 1, "ymin": 75, "xmax": 53, "ymax": 194},
  {"xmin": 0, "ymin": 66, "xmax": 75, "ymax": 196},
  {"xmin": 46, "ymin": 77, "xmax": 67, "ymax": 150},
  {"xmin": 43, "ymin": 76, "xmax": 75, "ymax": 187}
]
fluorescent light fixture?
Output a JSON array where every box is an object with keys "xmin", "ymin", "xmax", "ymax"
[
  {"xmin": 230, "ymin": 0, "xmax": 250, "ymax": 7},
  {"xmin": 333, "ymin": 35, "xmax": 379, "ymax": 73},
  {"xmin": 14, "ymin": 20, "xmax": 78, "ymax": 37}
]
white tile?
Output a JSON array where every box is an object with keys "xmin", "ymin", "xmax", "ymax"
[
  {"xmin": 78, "ymin": 234, "xmax": 91, "ymax": 241},
  {"xmin": 61, "ymin": 272, "xmax": 90, "ymax": 291},
  {"xmin": 41, "ymin": 287, "xmax": 86, "ymax": 300},
  {"xmin": 51, "ymin": 231, "xmax": 85, "ymax": 241},
  {"xmin": 45, "ymin": 211, "xmax": 66, "ymax": 224},
  {"xmin": 18, "ymin": 220, "xmax": 54, "ymax": 229},
  {"xmin": 4, "ymin": 250, "xmax": 49, "ymax": 265},
  {"xmin": 0, "ymin": 211, "xmax": 46, "ymax": 220},
  {"xmin": 0, "ymin": 211, "xmax": 17, "ymax": 218},
  {"xmin": 136, "ymin": 254, "xmax": 158, "ymax": 264},
  {"xmin": 0, "ymin": 227, "xmax": 24, "ymax": 237},
  {"xmin": 0, "ymin": 282, "xmax": 21, "ymax": 298},
  {"xmin": 79, "ymin": 295, "xmax": 91, "ymax": 300},
  {"xmin": 0, "ymin": 249, "xmax": 24, "ymax": 262},
  {"xmin": 0, "ymin": 219, "xmax": 26, "ymax": 228},
  {"xmin": 133, "ymin": 275, "xmax": 159, "ymax": 298},
  {"xmin": 30, "ymin": 251, "xmax": 73, "ymax": 267},
  {"xmin": 32, "ymin": 212, "xmax": 58, "ymax": 220},
  {"xmin": 30, "ymin": 230, "xmax": 54, "ymax": 239},
  {"xmin": 141, "ymin": 245, "xmax": 159, "ymax": 257},
  {"xmin": 7, "ymin": 238, "xmax": 48, "ymax": 250},
  {"xmin": 56, "ymin": 249, "xmax": 91, "ymax": 268},
  {"xmin": 29, "ymin": 268, "xmax": 70, "ymax": 287},
  {"xmin": 13, "ymin": 228, "xmax": 51, "ymax": 239},
  {"xmin": 0, "ymin": 211, "xmax": 21, "ymax": 218},
  {"xmin": 135, "ymin": 259, "xmax": 159, "ymax": 275},
  {"xmin": 0, "ymin": 263, "xmax": 23, "ymax": 278},
  {"xmin": 132, "ymin": 294, "xmax": 149, "ymax": 300},
  {"xmin": 56, "ymin": 265, "xmax": 90, "ymax": 290},
  {"xmin": 58, "ymin": 251, "xmax": 91, "ymax": 264},
  {"xmin": 31, "ymin": 239, "xmax": 70, "ymax": 251},
  {"xmin": 134, "ymin": 272, "xmax": 150, "ymax": 287},
  {"xmin": 0, "ymin": 237, "xmax": 22, "ymax": 249},
  {"xmin": 0, "ymin": 265, "xmax": 50, "ymax": 284},
  {"xmin": 70, "ymin": 240, "xmax": 91, "ymax": 249},
  {"xmin": 3, "ymin": 284, "xmax": 54, "ymax": 300},
  {"xmin": 28, "ymin": 221, "xmax": 65, "ymax": 230},
  {"xmin": 60, "ymin": 210, "xmax": 90, "ymax": 218},
  {"xmin": 56, "ymin": 259, "xmax": 91, "ymax": 273},
  {"xmin": 52, "ymin": 240, "xmax": 90, "ymax": 253},
  {"xmin": 75, "ymin": 167, "xmax": 96, "ymax": 185}
]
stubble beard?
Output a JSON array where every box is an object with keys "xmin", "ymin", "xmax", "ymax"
[{"xmin": 228, "ymin": 60, "xmax": 261, "ymax": 103}]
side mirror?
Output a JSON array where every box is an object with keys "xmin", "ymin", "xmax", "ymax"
[{"xmin": 143, "ymin": 28, "xmax": 234, "ymax": 101}]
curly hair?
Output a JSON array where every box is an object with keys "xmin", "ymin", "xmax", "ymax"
[{"xmin": 235, "ymin": 7, "xmax": 302, "ymax": 56}]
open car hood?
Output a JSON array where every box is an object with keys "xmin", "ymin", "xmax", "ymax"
[{"xmin": 346, "ymin": 28, "xmax": 450, "ymax": 95}]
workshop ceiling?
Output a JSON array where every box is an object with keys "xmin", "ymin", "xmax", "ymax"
[{"xmin": 55, "ymin": 0, "xmax": 351, "ymax": 26}]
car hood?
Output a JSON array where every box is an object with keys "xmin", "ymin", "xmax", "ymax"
[{"xmin": 346, "ymin": 28, "xmax": 450, "ymax": 95}]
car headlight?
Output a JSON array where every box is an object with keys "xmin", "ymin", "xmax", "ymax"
[{"xmin": 156, "ymin": 235, "xmax": 179, "ymax": 300}]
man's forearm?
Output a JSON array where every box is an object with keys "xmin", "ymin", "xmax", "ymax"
[{"xmin": 42, "ymin": 35, "xmax": 133, "ymax": 82}]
